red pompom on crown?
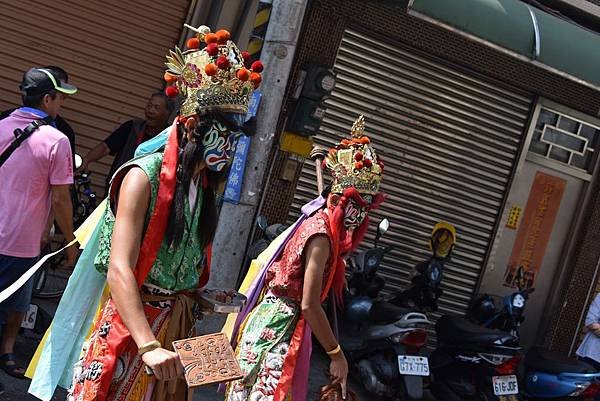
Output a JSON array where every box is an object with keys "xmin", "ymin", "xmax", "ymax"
[
  {"xmin": 251, "ymin": 60, "xmax": 264, "ymax": 73},
  {"xmin": 236, "ymin": 68, "xmax": 250, "ymax": 81},
  {"xmin": 241, "ymin": 51, "xmax": 252, "ymax": 68},
  {"xmin": 165, "ymin": 86, "xmax": 179, "ymax": 98},
  {"xmin": 206, "ymin": 43, "xmax": 219, "ymax": 56},
  {"xmin": 164, "ymin": 24, "xmax": 265, "ymax": 116},
  {"xmin": 216, "ymin": 29, "xmax": 231, "ymax": 44},
  {"xmin": 216, "ymin": 55, "xmax": 230, "ymax": 70},
  {"xmin": 186, "ymin": 37, "xmax": 200, "ymax": 49}
]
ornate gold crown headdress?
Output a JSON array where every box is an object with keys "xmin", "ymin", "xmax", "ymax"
[
  {"xmin": 325, "ymin": 115, "xmax": 383, "ymax": 196},
  {"xmin": 163, "ymin": 25, "xmax": 263, "ymax": 117}
]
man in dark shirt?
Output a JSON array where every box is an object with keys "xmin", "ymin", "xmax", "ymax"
[
  {"xmin": 0, "ymin": 66, "xmax": 76, "ymax": 161},
  {"xmin": 79, "ymin": 91, "xmax": 172, "ymax": 192}
]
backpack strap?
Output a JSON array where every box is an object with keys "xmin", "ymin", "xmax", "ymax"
[{"xmin": 0, "ymin": 116, "xmax": 53, "ymax": 168}]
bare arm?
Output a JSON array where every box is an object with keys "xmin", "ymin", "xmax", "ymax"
[
  {"xmin": 107, "ymin": 168, "xmax": 182, "ymax": 380},
  {"xmin": 302, "ymin": 235, "xmax": 348, "ymax": 390},
  {"xmin": 107, "ymin": 168, "xmax": 153, "ymax": 347},
  {"xmin": 302, "ymin": 235, "xmax": 337, "ymax": 351},
  {"xmin": 41, "ymin": 210, "xmax": 55, "ymax": 249},
  {"xmin": 51, "ymin": 184, "xmax": 77, "ymax": 265},
  {"xmin": 80, "ymin": 142, "xmax": 110, "ymax": 171}
]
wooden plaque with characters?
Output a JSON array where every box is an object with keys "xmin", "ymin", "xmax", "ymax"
[{"xmin": 172, "ymin": 332, "xmax": 243, "ymax": 387}]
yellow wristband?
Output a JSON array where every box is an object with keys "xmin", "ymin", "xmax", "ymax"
[
  {"xmin": 138, "ymin": 340, "xmax": 161, "ymax": 356},
  {"xmin": 326, "ymin": 344, "xmax": 342, "ymax": 356}
]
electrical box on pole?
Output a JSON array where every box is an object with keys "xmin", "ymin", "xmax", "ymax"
[{"xmin": 286, "ymin": 64, "xmax": 336, "ymax": 137}]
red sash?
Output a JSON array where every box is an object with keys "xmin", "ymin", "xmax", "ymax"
[
  {"xmin": 273, "ymin": 230, "xmax": 340, "ymax": 401},
  {"xmin": 91, "ymin": 121, "xmax": 180, "ymax": 399}
]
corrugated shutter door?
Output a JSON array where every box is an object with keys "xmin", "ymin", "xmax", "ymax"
[
  {"xmin": 0, "ymin": 0, "xmax": 190, "ymax": 193},
  {"xmin": 289, "ymin": 29, "xmax": 534, "ymax": 319}
]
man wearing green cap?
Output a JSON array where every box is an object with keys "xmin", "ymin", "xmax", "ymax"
[{"xmin": 0, "ymin": 67, "xmax": 78, "ymax": 381}]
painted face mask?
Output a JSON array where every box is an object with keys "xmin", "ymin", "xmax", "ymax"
[
  {"xmin": 202, "ymin": 119, "xmax": 244, "ymax": 172},
  {"xmin": 343, "ymin": 195, "xmax": 372, "ymax": 229}
]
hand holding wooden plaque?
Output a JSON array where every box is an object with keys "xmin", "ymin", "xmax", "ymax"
[{"xmin": 172, "ymin": 332, "xmax": 243, "ymax": 387}]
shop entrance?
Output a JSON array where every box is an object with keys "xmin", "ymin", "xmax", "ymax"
[{"xmin": 480, "ymin": 100, "xmax": 600, "ymax": 346}]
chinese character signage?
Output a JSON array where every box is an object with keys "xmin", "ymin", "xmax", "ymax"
[
  {"xmin": 503, "ymin": 172, "xmax": 566, "ymax": 289},
  {"xmin": 505, "ymin": 206, "xmax": 522, "ymax": 230},
  {"xmin": 223, "ymin": 91, "xmax": 261, "ymax": 204}
]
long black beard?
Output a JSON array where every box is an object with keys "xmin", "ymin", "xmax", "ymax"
[{"xmin": 164, "ymin": 122, "xmax": 227, "ymax": 249}]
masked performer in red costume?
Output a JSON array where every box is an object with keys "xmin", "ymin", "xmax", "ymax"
[
  {"xmin": 226, "ymin": 115, "xmax": 384, "ymax": 401},
  {"xmin": 28, "ymin": 24, "xmax": 263, "ymax": 401}
]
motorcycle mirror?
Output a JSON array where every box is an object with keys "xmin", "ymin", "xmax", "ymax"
[
  {"xmin": 74, "ymin": 153, "xmax": 83, "ymax": 170},
  {"xmin": 256, "ymin": 215, "xmax": 268, "ymax": 231},
  {"xmin": 374, "ymin": 219, "xmax": 389, "ymax": 247},
  {"xmin": 378, "ymin": 219, "xmax": 390, "ymax": 236}
]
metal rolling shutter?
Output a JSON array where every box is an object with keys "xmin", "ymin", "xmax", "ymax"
[
  {"xmin": 0, "ymin": 0, "xmax": 190, "ymax": 194},
  {"xmin": 289, "ymin": 29, "xmax": 534, "ymax": 319}
]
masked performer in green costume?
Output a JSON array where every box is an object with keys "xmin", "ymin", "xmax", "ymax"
[{"xmin": 28, "ymin": 24, "xmax": 263, "ymax": 401}]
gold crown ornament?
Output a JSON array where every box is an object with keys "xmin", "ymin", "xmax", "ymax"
[
  {"xmin": 325, "ymin": 115, "xmax": 383, "ymax": 196},
  {"xmin": 163, "ymin": 24, "xmax": 264, "ymax": 117}
]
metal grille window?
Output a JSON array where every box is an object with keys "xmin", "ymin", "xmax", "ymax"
[{"xmin": 529, "ymin": 108, "xmax": 600, "ymax": 172}]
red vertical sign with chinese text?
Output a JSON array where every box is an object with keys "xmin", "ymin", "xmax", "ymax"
[{"xmin": 503, "ymin": 171, "xmax": 566, "ymax": 289}]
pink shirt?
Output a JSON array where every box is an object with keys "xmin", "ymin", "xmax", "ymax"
[{"xmin": 0, "ymin": 109, "xmax": 73, "ymax": 257}]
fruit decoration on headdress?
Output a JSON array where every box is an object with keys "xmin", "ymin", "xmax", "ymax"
[
  {"xmin": 163, "ymin": 24, "xmax": 264, "ymax": 117},
  {"xmin": 325, "ymin": 115, "xmax": 383, "ymax": 196}
]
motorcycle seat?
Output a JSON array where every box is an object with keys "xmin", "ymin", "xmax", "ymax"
[
  {"xmin": 525, "ymin": 347, "xmax": 595, "ymax": 374},
  {"xmin": 368, "ymin": 301, "xmax": 412, "ymax": 324},
  {"xmin": 436, "ymin": 315, "xmax": 515, "ymax": 345}
]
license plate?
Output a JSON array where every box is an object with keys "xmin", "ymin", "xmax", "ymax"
[
  {"xmin": 493, "ymin": 375, "xmax": 519, "ymax": 395},
  {"xmin": 21, "ymin": 304, "xmax": 38, "ymax": 329},
  {"xmin": 398, "ymin": 355, "xmax": 429, "ymax": 376}
]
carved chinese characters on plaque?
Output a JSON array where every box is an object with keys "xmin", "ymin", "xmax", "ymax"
[{"xmin": 172, "ymin": 332, "xmax": 243, "ymax": 388}]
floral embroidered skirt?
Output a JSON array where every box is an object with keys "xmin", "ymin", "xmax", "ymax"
[
  {"xmin": 67, "ymin": 285, "xmax": 185, "ymax": 401},
  {"xmin": 226, "ymin": 294, "xmax": 300, "ymax": 401}
]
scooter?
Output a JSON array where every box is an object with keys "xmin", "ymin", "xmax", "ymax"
[
  {"xmin": 342, "ymin": 220, "xmax": 454, "ymax": 400},
  {"xmin": 468, "ymin": 278, "xmax": 600, "ymax": 400},
  {"xmin": 522, "ymin": 347, "xmax": 600, "ymax": 400},
  {"xmin": 429, "ymin": 315, "xmax": 523, "ymax": 401},
  {"xmin": 389, "ymin": 222, "xmax": 456, "ymax": 314},
  {"xmin": 468, "ymin": 287, "xmax": 534, "ymax": 341},
  {"xmin": 423, "ymin": 223, "xmax": 524, "ymax": 401}
]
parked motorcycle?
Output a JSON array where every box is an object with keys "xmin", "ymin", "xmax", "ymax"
[
  {"xmin": 388, "ymin": 222, "xmax": 456, "ymax": 313},
  {"xmin": 429, "ymin": 314, "xmax": 523, "ymax": 401},
  {"xmin": 468, "ymin": 283, "xmax": 600, "ymax": 400},
  {"xmin": 33, "ymin": 153, "xmax": 98, "ymax": 300},
  {"xmin": 341, "ymin": 220, "xmax": 456, "ymax": 400},
  {"xmin": 468, "ymin": 266, "xmax": 533, "ymax": 341},
  {"xmin": 423, "ymin": 222, "xmax": 525, "ymax": 401},
  {"xmin": 72, "ymin": 154, "xmax": 98, "ymax": 229}
]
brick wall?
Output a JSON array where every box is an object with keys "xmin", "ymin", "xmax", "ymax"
[{"xmin": 256, "ymin": 0, "xmax": 600, "ymax": 352}]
